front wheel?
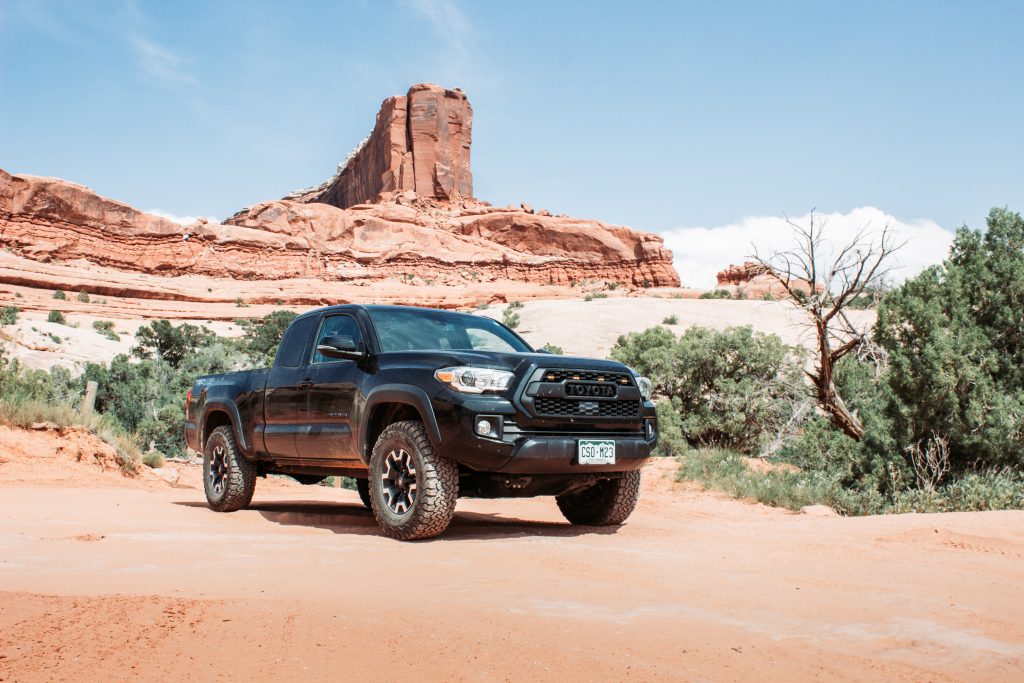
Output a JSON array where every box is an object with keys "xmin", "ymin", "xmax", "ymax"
[
  {"xmin": 355, "ymin": 478, "xmax": 372, "ymax": 510},
  {"xmin": 368, "ymin": 421, "xmax": 459, "ymax": 540},
  {"xmin": 556, "ymin": 471, "xmax": 641, "ymax": 526},
  {"xmin": 203, "ymin": 425, "xmax": 257, "ymax": 512}
]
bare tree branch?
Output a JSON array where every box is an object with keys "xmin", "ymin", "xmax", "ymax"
[{"xmin": 748, "ymin": 212, "xmax": 904, "ymax": 440}]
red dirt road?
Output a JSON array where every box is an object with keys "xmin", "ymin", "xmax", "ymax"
[{"xmin": 2, "ymin": 461, "xmax": 1023, "ymax": 682}]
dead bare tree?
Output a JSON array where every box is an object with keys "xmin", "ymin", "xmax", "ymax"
[{"xmin": 750, "ymin": 211, "xmax": 904, "ymax": 440}]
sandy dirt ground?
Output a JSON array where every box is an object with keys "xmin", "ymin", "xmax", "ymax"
[{"xmin": 2, "ymin": 439, "xmax": 1023, "ymax": 682}]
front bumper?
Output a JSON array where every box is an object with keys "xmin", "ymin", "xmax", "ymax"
[
  {"xmin": 434, "ymin": 393, "xmax": 657, "ymax": 474},
  {"xmin": 496, "ymin": 435, "xmax": 652, "ymax": 473}
]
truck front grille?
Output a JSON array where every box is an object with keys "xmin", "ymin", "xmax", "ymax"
[
  {"xmin": 522, "ymin": 367, "xmax": 643, "ymax": 420},
  {"xmin": 533, "ymin": 396, "xmax": 641, "ymax": 418}
]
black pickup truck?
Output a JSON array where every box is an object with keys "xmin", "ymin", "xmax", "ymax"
[{"xmin": 184, "ymin": 304, "xmax": 657, "ymax": 540}]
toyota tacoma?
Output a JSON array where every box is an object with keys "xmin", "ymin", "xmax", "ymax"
[{"xmin": 184, "ymin": 304, "xmax": 657, "ymax": 540}]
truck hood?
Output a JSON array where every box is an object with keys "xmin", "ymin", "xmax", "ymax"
[{"xmin": 375, "ymin": 350, "xmax": 636, "ymax": 376}]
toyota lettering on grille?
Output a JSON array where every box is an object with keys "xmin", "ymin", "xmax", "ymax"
[{"xmin": 565, "ymin": 382, "xmax": 617, "ymax": 398}]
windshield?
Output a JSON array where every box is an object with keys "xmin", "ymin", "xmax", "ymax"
[{"xmin": 368, "ymin": 308, "xmax": 532, "ymax": 353}]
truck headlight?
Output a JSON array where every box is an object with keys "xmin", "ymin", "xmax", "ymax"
[
  {"xmin": 435, "ymin": 367, "xmax": 514, "ymax": 394},
  {"xmin": 636, "ymin": 376, "xmax": 652, "ymax": 401}
]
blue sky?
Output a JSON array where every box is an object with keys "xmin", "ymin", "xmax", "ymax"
[{"xmin": 2, "ymin": 0, "xmax": 1022, "ymax": 284}]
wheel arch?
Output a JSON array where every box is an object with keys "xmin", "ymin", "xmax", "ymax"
[
  {"xmin": 200, "ymin": 401, "xmax": 248, "ymax": 454},
  {"xmin": 360, "ymin": 386, "xmax": 442, "ymax": 464}
]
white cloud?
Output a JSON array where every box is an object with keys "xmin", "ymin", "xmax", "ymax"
[
  {"xmin": 406, "ymin": 0, "xmax": 473, "ymax": 76},
  {"xmin": 147, "ymin": 209, "xmax": 218, "ymax": 226},
  {"xmin": 127, "ymin": 33, "xmax": 197, "ymax": 85},
  {"xmin": 659, "ymin": 207, "xmax": 955, "ymax": 289}
]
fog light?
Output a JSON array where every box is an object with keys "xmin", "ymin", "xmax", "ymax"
[
  {"xmin": 476, "ymin": 418, "xmax": 494, "ymax": 436},
  {"xmin": 644, "ymin": 419, "xmax": 656, "ymax": 439}
]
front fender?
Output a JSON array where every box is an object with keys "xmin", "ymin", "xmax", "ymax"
[{"xmin": 360, "ymin": 384, "xmax": 443, "ymax": 463}]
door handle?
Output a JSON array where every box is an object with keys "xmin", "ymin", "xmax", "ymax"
[{"xmin": 299, "ymin": 378, "xmax": 314, "ymax": 389}]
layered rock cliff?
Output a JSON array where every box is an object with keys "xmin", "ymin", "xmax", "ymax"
[
  {"xmin": 0, "ymin": 82, "xmax": 680, "ymax": 305},
  {"xmin": 285, "ymin": 83, "xmax": 473, "ymax": 209},
  {"xmin": 0, "ymin": 169, "xmax": 677, "ymax": 288}
]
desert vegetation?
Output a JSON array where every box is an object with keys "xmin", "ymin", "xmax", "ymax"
[
  {"xmin": 0, "ymin": 310, "xmax": 297, "ymax": 468},
  {"xmin": 620, "ymin": 208, "xmax": 1024, "ymax": 514}
]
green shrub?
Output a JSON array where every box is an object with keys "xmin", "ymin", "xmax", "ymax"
[
  {"xmin": 676, "ymin": 447, "xmax": 888, "ymax": 515},
  {"xmin": 699, "ymin": 289, "xmax": 731, "ymax": 299},
  {"xmin": 501, "ymin": 308, "xmax": 520, "ymax": 330},
  {"xmin": 662, "ymin": 314, "xmax": 678, "ymax": 325},
  {"xmin": 653, "ymin": 399, "xmax": 685, "ymax": 457},
  {"xmin": 132, "ymin": 320, "xmax": 216, "ymax": 368},
  {"xmin": 677, "ymin": 447, "xmax": 1024, "ymax": 516},
  {"xmin": 47, "ymin": 310, "xmax": 66, "ymax": 324},
  {"xmin": 0, "ymin": 306, "xmax": 18, "ymax": 325},
  {"xmin": 76, "ymin": 290, "xmax": 90, "ymax": 303},
  {"xmin": 48, "ymin": 334, "xmax": 61, "ymax": 344},
  {"xmin": 92, "ymin": 320, "xmax": 120, "ymax": 341},
  {"xmin": 53, "ymin": 290, "xmax": 66, "ymax": 300},
  {"xmin": 876, "ymin": 207, "xmax": 1024, "ymax": 473},
  {"xmin": 612, "ymin": 326, "xmax": 803, "ymax": 452},
  {"xmin": 235, "ymin": 297, "xmax": 249, "ymax": 307},
  {"xmin": 761, "ymin": 292, "xmax": 775, "ymax": 301},
  {"xmin": 236, "ymin": 310, "xmax": 298, "ymax": 366},
  {"xmin": 539, "ymin": 343, "xmax": 564, "ymax": 355},
  {"xmin": 142, "ymin": 451, "xmax": 165, "ymax": 468},
  {"xmin": 507, "ymin": 300, "xmax": 524, "ymax": 310}
]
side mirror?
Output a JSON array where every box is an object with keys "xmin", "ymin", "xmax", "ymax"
[{"xmin": 316, "ymin": 335, "xmax": 364, "ymax": 360}]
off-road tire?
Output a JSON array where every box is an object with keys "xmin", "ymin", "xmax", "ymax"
[
  {"xmin": 556, "ymin": 470, "xmax": 641, "ymax": 526},
  {"xmin": 356, "ymin": 478, "xmax": 372, "ymax": 510},
  {"xmin": 369, "ymin": 420, "xmax": 458, "ymax": 540},
  {"xmin": 203, "ymin": 425, "xmax": 257, "ymax": 512}
]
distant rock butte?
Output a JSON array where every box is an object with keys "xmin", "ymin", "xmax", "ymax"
[
  {"xmin": 715, "ymin": 261, "xmax": 811, "ymax": 297},
  {"xmin": 285, "ymin": 83, "xmax": 473, "ymax": 209},
  {"xmin": 0, "ymin": 83, "xmax": 680, "ymax": 305},
  {"xmin": 716, "ymin": 262, "xmax": 770, "ymax": 287}
]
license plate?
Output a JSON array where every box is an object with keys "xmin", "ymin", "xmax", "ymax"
[{"xmin": 578, "ymin": 439, "xmax": 616, "ymax": 465}]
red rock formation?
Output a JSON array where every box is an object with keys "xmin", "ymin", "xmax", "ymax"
[
  {"xmin": 0, "ymin": 169, "xmax": 678, "ymax": 292},
  {"xmin": 716, "ymin": 262, "xmax": 769, "ymax": 287},
  {"xmin": 715, "ymin": 261, "xmax": 815, "ymax": 298},
  {"xmin": 287, "ymin": 84, "xmax": 473, "ymax": 209},
  {"xmin": 0, "ymin": 82, "xmax": 681, "ymax": 306}
]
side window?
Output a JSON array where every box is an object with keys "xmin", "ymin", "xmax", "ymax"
[
  {"xmin": 312, "ymin": 314, "xmax": 364, "ymax": 364},
  {"xmin": 275, "ymin": 316, "xmax": 318, "ymax": 368}
]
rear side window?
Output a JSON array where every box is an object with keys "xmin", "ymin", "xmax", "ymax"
[{"xmin": 275, "ymin": 316, "xmax": 318, "ymax": 368}]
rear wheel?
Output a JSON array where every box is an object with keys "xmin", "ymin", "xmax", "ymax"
[
  {"xmin": 556, "ymin": 471, "xmax": 641, "ymax": 526},
  {"xmin": 203, "ymin": 425, "xmax": 257, "ymax": 512},
  {"xmin": 368, "ymin": 421, "xmax": 458, "ymax": 540},
  {"xmin": 356, "ymin": 478, "xmax": 372, "ymax": 510}
]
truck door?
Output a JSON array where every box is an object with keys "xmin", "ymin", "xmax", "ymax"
[
  {"xmin": 263, "ymin": 315, "xmax": 319, "ymax": 458},
  {"xmin": 296, "ymin": 313, "xmax": 366, "ymax": 462}
]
